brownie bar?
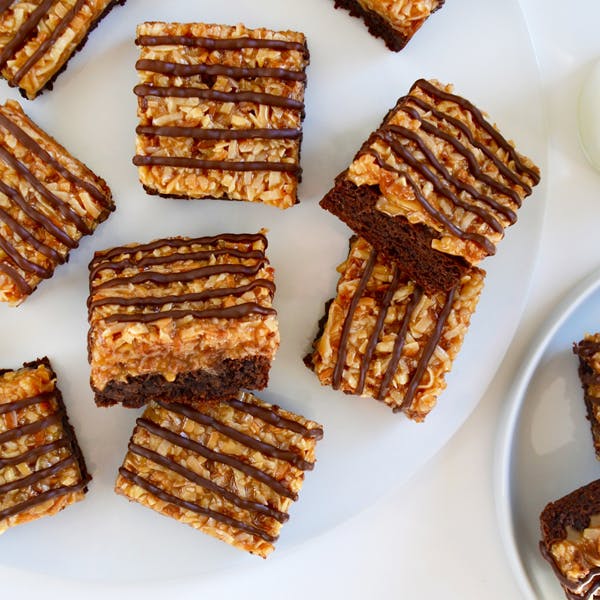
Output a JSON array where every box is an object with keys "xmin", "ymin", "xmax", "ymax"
[
  {"xmin": 573, "ymin": 334, "xmax": 600, "ymax": 460},
  {"xmin": 133, "ymin": 22, "xmax": 309, "ymax": 208},
  {"xmin": 0, "ymin": 0, "xmax": 127, "ymax": 100},
  {"xmin": 320, "ymin": 78, "xmax": 540, "ymax": 293},
  {"xmin": 0, "ymin": 357, "xmax": 90, "ymax": 534},
  {"xmin": 115, "ymin": 392, "xmax": 323, "ymax": 557},
  {"xmin": 0, "ymin": 100, "xmax": 114, "ymax": 305},
  {"xmin": 332, "ymin": 0, "xmax": 445, "ymax": 51},
  {"xmin": 305, "ymin": 236, "xmax": 485, "ymax": 422},
  {"xmin": 87, "ymin": 232, "xmax": 280, "ymax": 407},
  {"xmin": 540, "ymin": 479, "xmax": 600, "ymax": 599}
]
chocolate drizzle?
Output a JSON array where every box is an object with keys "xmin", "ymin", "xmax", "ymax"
[
  {"xmin": 137, "ymin": 416, "xmax": 297, "ymax": 500},
  {"xmin": 118, "ymin": 467, "xmax": 278, "ymax": 543},
  {"xmin": 0, "ymin": 262, "xmax": 30, "ymax": 294},
  {"xmin": 0, "ymin": 455, "xmax": 76, "ymax": 494},
  {"xmin": 136, "ymin": 125, "xmax": 302, "ymax": 141},
  {"xmin": 0, "ymin": 438, "xmax": 69, "ymax": 468},
  {"xmin": 0, "ymin": 411, "xmax": 64, "ymax": 445},
  {"xmin": 136, "ymin": 58, "xmax": 306, "ymax": 82},
  {"xmin": 0, "ymin": 391, "xmax": 54, "ymax": 414},
  {"xmin": 0, "ymin": 0, "xmax": 55, "ymax": 70},
  {"xmin": 128, "ymin": 441, "xmax": 289, "ymax": 523},
  {"xmin": 136, "ymin": 34, "xmax": 308, "ymax": 57}
]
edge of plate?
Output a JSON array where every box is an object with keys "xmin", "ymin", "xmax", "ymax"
[{"xmin": 494, "ymin": 266, "xmax": 600, "ymax": 600}]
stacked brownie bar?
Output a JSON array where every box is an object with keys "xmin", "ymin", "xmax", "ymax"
[
  {"xmin": 574, "ymin": 334, "xmax": 600, "ymax": 460},
  {"xmin": 0, "ymin": 357, "xmax": 90, "ymax": 534},
  {"xmin": 133, "ymin": 22, "xmax": 309, "ymax": 208},
  {"xmin": 0, "ymin": 0, "xmax": 127, "ymax": 99},
  {"xmin": 307, "ymin": 78, "xmax": 540, "ymax": 420}
]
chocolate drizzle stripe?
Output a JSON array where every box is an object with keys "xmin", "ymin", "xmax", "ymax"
[
  {"xmin": 91, "ymin": 233, "xmax": 267, "ymax": 265},
  {"xmin": 398, "ymin": 106, "xmax": 522, "ymax": 214},
  {"xmin": 413, "ymin": 79, "xmax": 541, "ymax": 184},
  {"xmin": 0, "ymin": 454, "xmax": 76, "ymax": 494},
  {"xmin": 369, "ymin": 149, "xmax": 496, "ymax": 255},
  {"xmin": 0, "ymin": 391, "xmax": 55, "ymax": 414},
  {"xmin": 0, "ymin": 1, "xmax": 16, "ymax": 13},
  {"xmin": 356, "ymin": 264, "xmax": 401, "ymax": 395},
  {"xmin": 377, "ymin": 287, "xmax": 424, "ymax": 401},
  {"xmin": 89, "ymin": 279, "xmax": 275, "ymax": 312},
  {"xmin": 0, "ymin": 203, "xmax": 62, "ymax": 264},
  {"xmin": 118, "ymin": 467, "xmax": 277, "ymax": 543},
  {"xmin": 0, "ymin": 0, "xmax": 55, "ymax": 70},
  {"xmin": 332, "ymin": 249, "xmax": 378, "ymax": 390},
  {"xmin": 0, "ymin": 438, "xmax": 70, "ymax": 468},
  {"xmin": 539, "ymin": 541, "xmax": 600, "ymax": 599},
  {"xmin": 0, "ymin": 262, "xmax": 31, "ymax": 295},
  {"xmin": 0, "ymin": 478, "xmax": 89, "ymax": 521},
  {"xmin": 128, "ymin": 442, "xmax": 289, "ymax": 523},
  {"xmin": 133, "ymin": 154, "xmax": 299, "ymax": 174},
  {"xmin": 154, "ymin": 400, "xmax": 313, "ymax": 471},
  {"xmin": 136, "ymin": 34, "xmax": 307, "ymax": 56},
  {"xmin": 136, "ymin": 58, "xmax": 306, "ymax": 82},
  {"xmin": 89, "ymin": 247, "xmax": 265, "ymax": 281},
  {"xmin": 0, "ymin": 145, "xmax": 91, "ymax": 235},
  {"xmin": 136, "ymin": 125, "xmax": 302, "ymax": 141},
  {"xmin": 384, "ymin": 123, "xmax": 508, "ymax": 231},
  {"xmin": 12, "ymin": 0, "xmax": 86, "ymax": 85},
  {"xmin": 104, "ymin": 302, "xmax": 276, "ymax": 324},
  {"xmin": 133, "ymin": 84, "xmax": 304, "ymax": 111},
  {"xmin": 0, "ymin": 410, "xmax": 63, "ymax": 444},
  {"xmin": 0, "ymin": 178, "xmax": 76, "ymax": 249},
  {"xmin": 94, "ymin": 260, "xmax": 267, "ymax": 292},
  {"xmin": 405, "ymin": 95, "xmax": 532, "ymax": 196},
  {"xmin": 396, "ymin": 286, "xmax": 456, "ymax": 413},
  {"xmin": 0, "ymin": 112, "xmax": 109, "ymax": 206},
  {"xmin": 137, "ymin": 416, "xmax": 297, "ymax": 500},
  {"xmin": 223, "ymin": 398, "xmax": 323, "ymax": 439},
  {"xmin": 0, "ymin": 230, "xmax": 52, "ymax": 277}
]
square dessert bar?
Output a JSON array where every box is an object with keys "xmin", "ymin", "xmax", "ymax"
[
  {"xmin": 0, "ymin": 0, "xmax": 127, "ymax": 99},
  {"xmin": 573, "ymin": 334, "xmax": 600, "ymax": 459},
  {"xmin": 88, "ymin": 232, "xmax": 280, "ymax": 408},
  {"xmin": 305, "ymin": 236, "xmax": 485, "ymax": 422},
  {"xmin": 0, "ymin": 99, "xmax": 113, "ymax": 305},
  {"xmin": 540, "ymin": 478, "xmax": 600, "ymax": 599},
  {"xmin": 133, "ymin": 22, "xmax": 309, "ymax": 209},
  {"xmin": 115, "ymin": 392, "xmax": 323, "ymax": 558},
  {"xmin": 0, "ymin": 357, "xmax": 90, "ymax": 534},
  {"xmin": 332, "ymin": 0, "xmax": 445, "ymax": 51},
  {"xmin": 321, "ymin": 78, "xmax": 540, "ymax": 293}
]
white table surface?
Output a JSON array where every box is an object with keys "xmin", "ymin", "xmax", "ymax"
[{"xmin": 3, "ymin": 1, "xmax": 599, "ymax": 597}]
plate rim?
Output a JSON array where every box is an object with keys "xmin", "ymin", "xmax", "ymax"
[{"xmin": 494, "ymin": 265, "xmax": 600, "ymax": 600}]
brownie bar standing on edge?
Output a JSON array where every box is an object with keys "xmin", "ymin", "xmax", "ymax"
[
  {"xmin": 540, "ymin": 479, "xmax": 600, "ymax": 599},
  {"xmin": 305, "ymin": 236, "xmax": 485, "ymax": 422},
  {"xmin": 320, "ymin": 78, "xmax": 540, "ymax": 293},
  {"xmin": 0, "ymin": 357, "xmax": 90, "ymax": 534},
  {"xmin": 0, "ymin": 100, "xmax": 114, "ymax": 305},
  {"xmin": 115, "ymin": 392, "xmax": 323, "ymax": 558},
  {"xmin": 0, "ymin": 0, "xmax": 127, "ymax": 100},
  {"xmin": 134, "ymin": 22, "xmax": 309, "ymax": 208},
  {"xmin": 88, "ymin": 232, "xmax": 279, "ymax": 408},
  {"xmin": 332, "ymin": 0, "xmax": 445, "ymax": 51},
  {"xmin": 573, "ymin": 334, "xmax": 600, "ymax": 459}
]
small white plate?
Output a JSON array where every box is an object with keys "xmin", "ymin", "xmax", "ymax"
[{"xmin": 496, "ymin": 267, "xmax": 600, "ymax": 600}]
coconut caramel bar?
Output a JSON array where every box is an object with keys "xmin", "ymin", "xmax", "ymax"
[
  {"xmin": 0, "ymin": 0, "xmax": 127, "ymax": 100},
  {"xmin": 320, "ymin": 78, "xmax": 540, "ymax": 293},
  {"xmin": 0, "ymin": 357, "xmax": 90, "ymax": 534},
  {"xmin": 88, "ymin": 232, "xmax": 280, "ymax": 408},
  {"xmin": 0, "ymin": 100, "xmax": 113, "ymax": 305},
  {"xmin": 305, "ymin": 236, "xmax": 485, "ymax": 422},
  {"xmin": 331, "ymin": 0, "xmax": 445, "ymax": 51},
  {"xmin": 540, "ymin": 479, "xmax": 600, "ymax": 599},
  {"xmin": 133, "ymin": 22, "xmax": 309, "ymax": 208},
  {"xmin": 115, "ymin": 392, "xmax": 323, "ymax": 558}
]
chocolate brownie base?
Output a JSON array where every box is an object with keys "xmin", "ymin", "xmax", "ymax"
[
  {"xmin": 332, "ymin": 0, "xmax": 444, "ymax": 51},
  {"xmin": 94, "ymin": 356, "xmax": 271, "ymax": 408},
  {"xmin": 574, "ymin": 335, "xmax": 600, "ymax": 459},
  {"xmin": 320, "ymin": 173, "xmax": 469, "ymax": 293}
]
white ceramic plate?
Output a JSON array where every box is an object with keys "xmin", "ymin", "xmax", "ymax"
[
  {"xmin": 496, "ymin": 268, "xmax": 600, "ymax": 600},
  {"xmin": 0, "ymin": 0, "xmax": 545, "ymax": 588}
]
